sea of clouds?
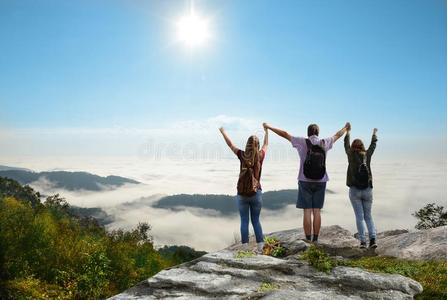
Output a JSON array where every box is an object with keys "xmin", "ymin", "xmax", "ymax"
[
  {"xmin": 3, "ymin": 150, "xmax": 446, "ymax": 252},
  {"xmin": 2, "ymin": 115, "xmax": 446, "ymax": 251}
]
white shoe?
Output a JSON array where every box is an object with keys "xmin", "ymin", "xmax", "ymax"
[
  {"xmin": 256, "ymin": 242, "xmax": 264, "ymax": 254},
  {"xmin": 241, "ymin": 243, "xmax": 250, "ymax": 251}
]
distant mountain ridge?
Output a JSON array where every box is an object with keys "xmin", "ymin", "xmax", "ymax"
[
  {"xmin": 0, "ymin": 168, "xmax": 140, "ymax": 191},
  {"xmin": 0, "ymin": 165, "xmax": 32, "ymax": 172},
  {"xmin": 151, "ymin": 189, "xmax": 336, "ymax": 216}
]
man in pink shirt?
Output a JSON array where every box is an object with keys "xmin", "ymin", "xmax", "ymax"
[{"xmin": 263, "ymin": 122, "xmax": 350, "ymax": 242}]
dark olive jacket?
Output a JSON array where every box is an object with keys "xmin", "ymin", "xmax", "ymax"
[{"xmin": 344, "ymin": 133, "xmax": 377, "ymax": 188}]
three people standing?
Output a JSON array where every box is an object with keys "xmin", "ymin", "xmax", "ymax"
[{"xmin": 219, "ymin": 122, "xmax": 378, "ymax": 250}]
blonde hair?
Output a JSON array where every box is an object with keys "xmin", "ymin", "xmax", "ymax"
[{"xmin": 242, "ymin": 135, "xmax": 260, "ymax": 166}]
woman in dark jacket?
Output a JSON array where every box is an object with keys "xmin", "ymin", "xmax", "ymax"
[{"xmin": 344, "ymin": 127, "xmax": 378, "ymax": 249}]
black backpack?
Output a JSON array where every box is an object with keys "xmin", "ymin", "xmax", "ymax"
[
  {"xmin": 355, "ymin": 154, "xmax": 370, "ymax": 189},
  {"xmin": 303, "ymin": 139, "xmax": 326, "ymax": 180}
]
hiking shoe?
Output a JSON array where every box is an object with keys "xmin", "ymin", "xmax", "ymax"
[
  {"xmin": 360, "ymin": 241, "xmax": 367, "ymax": 249},
  {"xmin": 369, "ymin": 239, "xmax": 377, "ymax": 249},
  {"xmin": 256, "ymin": 242, "xmax": 265, "ymax": 255},
  {"xmin": 241, "ymin": 243, "xmax": 250, "ymax": 251}
]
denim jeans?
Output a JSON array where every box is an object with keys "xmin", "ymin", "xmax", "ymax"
[
  {"xmin": 237, "ymin": 189, "xmax": 263, "ymax": 243},
  {"xmin": 349, "ymin": 187, "xmax": 376, "ymax": 243}
]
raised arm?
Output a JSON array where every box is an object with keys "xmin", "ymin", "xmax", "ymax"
[
  {"xmin": 333, "ymin": 122, "xmax": 351, "ymax": 143},
  {"xmin": 367, "ymin": 128, "xmax": 378, "ymax": 156},
  {"xmin": 219, "ymin": 127, "xmax": 239, "ymax": 155},
  {"xmin": 344, "ymin": 128, "xmax": 351, "ymax": 154},
  {"xmin": 261, "ymin": 124, "xmax": 269, "ymax": 152},
  {"xmin": 263, "ymin": 123, "xmax": 291, "ymax": 142}
]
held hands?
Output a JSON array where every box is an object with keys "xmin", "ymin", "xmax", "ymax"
[
  {"xmin": 219, "ymin": 127, "xmax": 225, "ymax": 133},
  {"xmin": 373, "ymin": 128, "xmax": 378, "ymax": 135},
  {"xmin": 345, "ymin": 122, "xmax": 351, "ymax": 132},
  {"xmin": 263, "ymin": 123, "xmax": 269, "ymax": 131}
]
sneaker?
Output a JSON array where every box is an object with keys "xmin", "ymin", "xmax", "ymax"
[
  {"xmin": 241, "ymin": 243, "xmax": 250, "ymax": 251},
  {"xmin": 369, "ymin": 239, "xmax": 377, "ymax": 249},
  {"xmin": 256, "ymin": 242, "xmax": 265, "ymax": 255},
  {"xmin": 360, "ymin": 241, "xmax": 367, "ymax": 249}
]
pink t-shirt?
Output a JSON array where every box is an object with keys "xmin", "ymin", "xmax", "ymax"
[{"xmin": 291, "ymin": 135, "xmax": 334, "ymax": 182}]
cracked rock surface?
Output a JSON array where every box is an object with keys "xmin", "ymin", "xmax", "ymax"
[{"xmin": 108, "ymin": 225, "xmax": 446, "ymax": 299}]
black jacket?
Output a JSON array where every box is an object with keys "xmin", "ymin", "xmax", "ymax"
[{"xmin": 344, "ymin": 133, "xmax": 377, "ymax": 188}]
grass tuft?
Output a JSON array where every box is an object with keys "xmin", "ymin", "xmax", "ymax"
[
  {"xmin": 340, "ymin": 256, "xmax": 447, "ymax": 300},
  {"xmin": 234, "ymin": 250, "xmax": 256, "ymax": 259},
  {"xmin": 258, "ymin": 282, "xmax": 279, "ymax": 292},
  {"xmin": 300, "ymin": 244, "xmax": 336, "ymax": 273}
]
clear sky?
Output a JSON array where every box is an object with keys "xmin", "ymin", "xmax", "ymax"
[{"xmin": 0, "ymin": 0, "xmax": 446, "ymax": 158}]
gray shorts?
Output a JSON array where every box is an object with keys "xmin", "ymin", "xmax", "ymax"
[{"xmin": 297, "ymin": 181, "xmax": 327, "ymax": 209}]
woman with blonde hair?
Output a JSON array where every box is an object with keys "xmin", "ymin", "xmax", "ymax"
[
  {"xmin": 344, "ymin": 127, "xmax": 378, "ymax": 249},
  {"xmin": 219, "ymin": 126, "xmax": 268, "ymax": 253}
]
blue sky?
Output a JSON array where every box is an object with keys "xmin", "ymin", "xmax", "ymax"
[{"xmin": 0, "ymin": 0, "xmax": 446, "ymax": 149}]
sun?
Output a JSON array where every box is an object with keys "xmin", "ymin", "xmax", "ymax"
[{"xmin": 176, "ymin": 9, "xmax": 210, "ymax": 48}]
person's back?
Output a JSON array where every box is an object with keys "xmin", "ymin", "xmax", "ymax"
[
  {"xmin": 291, "ymin": 134, "xmax": 334, "ymax": 182},
  {"xmin": 344, "ymin": 128, "xmax": 378, "ymax": 249},
  {"xmin": 263, "ymin": 122, "xmax": 350, "ymax": 242},
  {"xmin": 236, "ymin": 147, "xmax": 265, "ymax": 196},
  {"xmin": 219, "ymin": 126, "xmax": 268, "ymax": 254},
  {"xmin": 345, "ymin": 131, "xmax": 377, "ymax": 189}
]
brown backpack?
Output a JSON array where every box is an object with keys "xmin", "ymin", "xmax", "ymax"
[{"xmin": 237, "ymin": 154, "xmax": 260, "ymax": 196}]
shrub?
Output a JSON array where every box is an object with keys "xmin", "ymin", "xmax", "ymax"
[
  {"xmin": 300, "ymin": 245, "xmax": 336, "ymax": 273},
  {"xmin": 0, "ymin": 192, "xmax": 168, "ymax": 299},
  {"xmin": 263, "ymin": 236, "xmax": 286, "ymax": 257},
  {"xmin": 158, "ymin": 245, "xmax": 206, "ymax": 265},
  {"xmin": 0, "ymin": 277, "xmax": 67, "ymax": 299},
  {"xmin": 412, "ymin": 203, "xmax": 447, "ymax": 230}
]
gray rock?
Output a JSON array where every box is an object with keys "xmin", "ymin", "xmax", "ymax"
[
  {"xmin": 376, "ymin": 225, "xmax": 447, "ymax": 260},
  {"xmin": 266, "ymin": 225, "xmax": 375, "ymax": 259},
  {"xmin": 376, "ymin": 229, "xmax": 409, "ymax": 239},
  {"xmin": 108, "ymin": 225, "xmax": 447, "ymax": 299},
  {"xmin": 109, "ymin": 226, "xmax": 425, "ymax": 299},
  {"xmin": 355, "ymin": 229, "xmax": 410, "ymax": 240},
  {"xmin": 266, "ymin": 225, "xmax": 446, "ymax": 260}
]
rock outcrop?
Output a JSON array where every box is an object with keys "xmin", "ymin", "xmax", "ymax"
[
  {"xmin": 376, "ymin": 225, "xmax": 447, "ymax": 260},
  {"xmin": 109, "ymin": 250, "xmax": 422, "ymax": 299},
  {"xmin": 109, "ymin": 225, "xmax": 447, "ymax": 299},
  {"xmin": 264, "ymin": 225, "xmax": 446, "ymax": 261}
]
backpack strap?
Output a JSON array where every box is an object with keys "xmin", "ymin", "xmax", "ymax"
[{"xmin": 305, "ymin": 138, "xmax": 312, "ymax": 151}]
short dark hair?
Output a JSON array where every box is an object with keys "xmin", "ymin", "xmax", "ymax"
[{"xmin": 307, "ymin": 124, "xmax": 319, "ymax": 137}]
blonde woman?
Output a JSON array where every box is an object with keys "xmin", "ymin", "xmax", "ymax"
[{"xmin": 219, "ymin": 126, "xmax": 268, "ymax": 253}]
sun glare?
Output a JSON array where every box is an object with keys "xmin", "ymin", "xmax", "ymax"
[{"xmin": 176, "ymin": 10, "xmax": 210, "ymax": 48}]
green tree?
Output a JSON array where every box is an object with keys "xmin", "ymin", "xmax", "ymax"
[
  {"xmin": 412, "ymin": 203, "xmax": 447, "ymax": 230},
  {"xmin": 0, "ymin": 177, "xmax": 203, "ymax": 299}
]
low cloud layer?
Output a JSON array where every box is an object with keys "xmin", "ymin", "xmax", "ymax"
[{"xmin": 7, "ymin": 155, "xmax": 444, "ymax": 252}]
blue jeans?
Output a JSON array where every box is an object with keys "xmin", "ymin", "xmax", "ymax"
[
  {"xmin": 349, "ymin": 187, "xmax": 376, "ymax": 243},
  {"xmin": 237, "ymin": 190, "xmax": 263, "ymax": 243}
]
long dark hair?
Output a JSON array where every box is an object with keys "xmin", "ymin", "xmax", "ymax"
[{"xmin": 351, "ymin": 139, "xmax": 366, "ymax": 154}]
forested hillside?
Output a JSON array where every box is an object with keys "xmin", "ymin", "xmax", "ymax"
[{"xmin": 0, "ymin": 177, "xmax": 205, "ymax": 299}]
